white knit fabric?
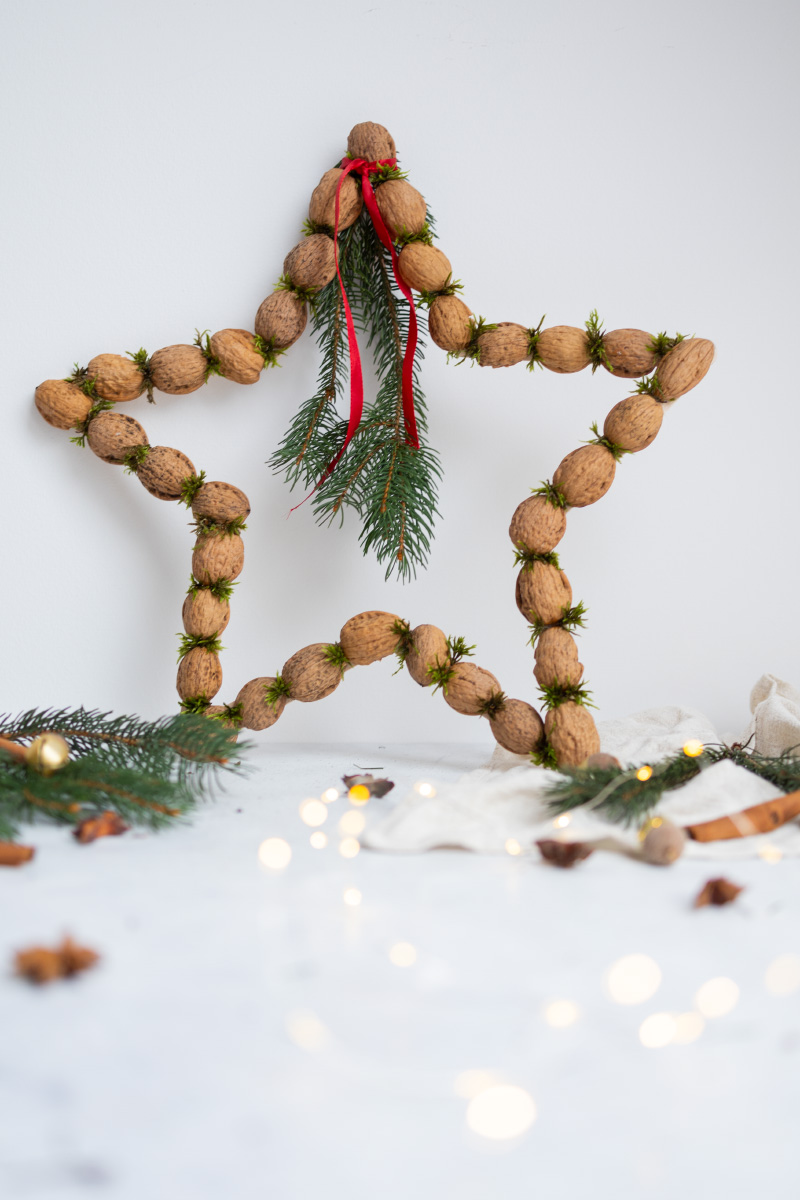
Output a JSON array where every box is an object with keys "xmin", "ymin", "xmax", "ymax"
[{"xmin": 364, "ymin": 675, "xmax": 800, "ymax": 859}]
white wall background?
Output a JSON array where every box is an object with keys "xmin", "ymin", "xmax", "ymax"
[{"xmin": 2, "ymin": 0, "xmax": 798, "ymax": 742}]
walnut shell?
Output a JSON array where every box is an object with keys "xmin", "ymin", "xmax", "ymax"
[
  {"xmin": 86, "ymin": 411, "xmax": 148, "ymax": 464},
  {"xmin": 516, "ymin": 563, "xmax": 573, "ymax": 626},
  {"xmin": 603, "ymin": 395, "xmax": 663, "ymax": 452},
  {"xmin": 177, "ymin": 648, "xmax": 223, "ymax": 702},
  {"xmin": 428, "ymin": 294, "xmax": 472, "ymax": 351},
  {"xmin": 405, "ymin": 625, "xmax": 450, "ymax": 686},
  {"xmin": 149, "ymin": 344, "xmax": 208, "ymax": 395},
  {"xmin": 641, "ymin": 822, "xmax": 686, "ymax": 865},
  {"xmin": 137, "ymin": 446, "xmax": 195, "ymax": 501},
  {"xmin": 192, "ymin": 533, "xmax": 244, "ymax": 583},
  {"xmin": 545, "ymin": 703, "xmax": 600, "ymax": 767},
  {"xmin": 282, "ymin": 644, "xmax": 342, "ymax": 703},
  {"xmin": 508, "ymin": 495, "xmax": 567, "ymax": 554},
  {"xmin": 534, "ymin": 627, "xmax": 583, "ymax": 688},
  {"xmin": 397, "ymin": 244, "xmax": 452, "ymax": 293},
  {"xmin": 655, "ymin": 337, "xmax": 715, "ymax": 400},
  {"xmin": 236, "ymin": 677, "xmax": 287, "ymax": 731},
  {"xmin": 192, "ymin": 481, "xmax": 250, "ymax": 525},
  {"xmin": 308, "ymin": 168, "xmax": 363, "ymax": 230},
  {"xmin": 86, "ymin": 353, "xmax": 145, "ymax": 403},
  {"xmin": 477, "ymin": 323, "xmax": 530, "ymax": 368},
  {"xmin": 347, "ymin": 121, "xmax": 396, "ymax": 162},
  {"xmin": 209, "ymin": 329, "xmax": 264, "ymax": 386},
  {"xmin": 182, "ymin": 590, "xmax": 230, "ymax": 638},
  {"xmin": 489, "ymin": 699, "xmax": 545, "ymax": 755},
  {"xmin": 536, "ymin": 326, "xmax": 590, "ymax": 373},
  {"xmin": 284, "ymin": 234, "xmax": 336, "ymax": 291},
  {"xmin": 601, "ymin": 329, "xmax": 657, "ymax": 378},
  {"xmin": 203, "ymin": 706, "xmax": 240, "ymax": 742},
  {"xmin": 444, "ymin": 662, "xmax": 502, "ymax": 716},
  {"xmin": 553, "ymin": 444, "xmax": 616, "ymax": 508},
  {"xmin": 339, "ymin": 610, "xmax": 401, "ymax": 666},
  {"xmin": 374, "ymin": 180, "xmax": 426, "ymax": 240},
  {"xmin": 34, "ymin": 380, "xmax": 92, "ymax": 430},
  {"xmin": 254, "ymin": 290, "xmax": 307, "ymax": 349}
]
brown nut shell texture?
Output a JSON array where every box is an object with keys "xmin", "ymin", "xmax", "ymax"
[
  {"xmin": 282, "ymin": 644, "xmax": 343, "ymax": 703},
  {"xmin": 236, "ymin": 677, "xmax": 287, "ymax": 731},
  {"xmin": 516, "ymin": 563, "xmax": 573, "ymax": 626},
  {"xmin": 553, "ymin": 445, "xmax": 616, "ymax": 508},
  {"xmin": 489, "ymin": 699, "xmax": 545, "ymax": 755},
  {"xmin": 177, "ymin": 648, "xmax": 223, "ymax": 702},
  {"xmin": 603, "ymin": 396, "xmax": 663, "ymax": 453},
  {"xmin": 87, "ymin": 353, "xmax": 145, "ymax": 403},
  {"xmin": 477, "ymin": 323, "xmax": 530, "ymax": 369},
  {"xmin": 534, "ymin": 628, "xmax": 583, "ymax": 689},
  {"xmin": 428, "ymin": 295, "xmax": 472, "ymax": 352},
  {"xmin": 182, "ymin": 591, "xmax": 230, "ymax": 639},
  {"xmin": 149, "ymin": 344, "xmax": 208, "ymax": 395},
  {"xmin": 444, "ymin": 663, "xmax": 501, "ymax": 716},
  {"xmin": 284, "ymin": 234, "xmax": 336, "ymax": 292},
  {"xmin": 35, "ymin": 380, "xmax": 92, "ymax": 430},
  {"xmin": 209, "ymin": 330, "xmax": 264, "ymax": 386},
  {"xmin": 655, "ymin": 338, "xmax": 715, "ymax": 400},
  {"xmin": 397, "ymin": 244, "xmax": 452, "ymax": 294},
  {"xmin": 405, "ymin": 625, "xmax": 450, "ymax": 687},
  {"xmin": 137, "ymin": 446, "xmax": 195, "ymax": 501},
  {"xmin": 255, "ymin": 291, "xmax": 307, "ymax": 349},
  {"xmin": 309, "ymin": 168, "xmax": 363, "ymax": 230},
  {"xmin": 545, "ymin": 703, "xmax": 600, "ymax": 767},
  {"xmin": 192, "ymin": 533, "xmax": 244, "ymax": 584},
  {"xmin": 602, "ymin": 329, "xmax": 657, "ymax": 378},
  {"xmin": 509, "ymin": 495, "xmax": 567, "ymax": 555},
  {"xmin": 339, "ymin": 611, "xmax": 402, "ymax": 666},
  {"xmin": 87, "ymin": 411, "xmax": 148, "ymax": 464}
]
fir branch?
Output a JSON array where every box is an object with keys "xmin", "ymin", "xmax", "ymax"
[
  {"xmin": 528, "ymin": 601, "xmax": 588, "ymax": 645},
  {"xmin": 187, "ymin": 575, "xmax": 236, "ymax": 602},
  {"xmin": 180, "ymin": 471, "xmax": 207, "ymax": 507},
  {"xmin": 477, "ymin": 691, "xmax": 507, "ymax": 720},
  {"xmin": 647, "ymin": 331, "xmax": 686, "ymax": 358},
  {"xmin": 253, "ymin": 334, "xmax": 286, "ymax": 369},
  {"xmin": 177, "ymin": 634, "xmax": 224, "ymax": 662},
  {"xmin": 323, "ymin": 642, "xmax": 350, "ymax": 677},
  {"xmin": 527, "ymin": 315, "xmax": 546, "ymax": 371},
  {"xmin": 538, "ymin": 681, "xmax": 595, "ymax": 710},
  {"xmin": 122, "ymin": 444, "xmax": 150, "ymax": 474},
  {"xmin": 127, "ymin": 347, "xmax": 155, "ymax": 402},
  {"xmin": 530, "ymin": 480, "xmax": 568, "ymax": 509},
  {"xmin": 264, "ymin": 676, "xmax": 292, "ymax": 710},
  {"xmin": 513, "ymin": 547, "xmax": 561, "ymax": 570},
  {"xmin": 69, "ymin": 399, "xmax": 115, "ymax": 447},
  {"xmin": 585, "ymin": 309, "xmax": 612, "ymax": 374},
  {"xmin": 585, "ymin": 421, "xmax": 630, "ymax": 462},
  {"xmin": 276, "ymin": 272, "xmax": 320, "ymax": 307},
  {"xmin": 193, "ymin": 330, "xmax": 222, "ymax": 381}
]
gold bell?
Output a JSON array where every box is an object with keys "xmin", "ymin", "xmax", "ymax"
[{"xmin": 25, "ymin": 733, "xmax": 70, "ymax": 775}]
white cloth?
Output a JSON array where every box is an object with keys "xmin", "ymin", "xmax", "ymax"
[{"xmin": 364, "ymin": 674, "xmax": 800, "ymax": 860}]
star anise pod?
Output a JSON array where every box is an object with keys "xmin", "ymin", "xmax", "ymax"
[
  {"xmin": 73, "ymin": 811, "xmax": 130, "ymax": 844},
  {"xmin": 694, "ymin": 877, "xmax": 744, "ymax": 907},
  {"xmin": 536, "ymin": 839, "xmax": 594, "ymax": 868},
  {"xmin": 14, "ymin": 936, "xmax": 99, "ymax": 985}
]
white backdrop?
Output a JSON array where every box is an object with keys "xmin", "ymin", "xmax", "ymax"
[{"xmin": 2, "ymin": 0, "xmax": 798, "ymax": 742}]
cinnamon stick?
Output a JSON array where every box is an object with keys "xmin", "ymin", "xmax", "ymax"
[
  {"xmin": 0, "ymin": 841, "xmax": 35, "ymax": 866},
  {"xmin": 686, "ymin": 790, "xmax": 800, "ymax": 842}
]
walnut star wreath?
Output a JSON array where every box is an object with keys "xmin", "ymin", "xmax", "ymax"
[{"xmin": 33, "ymin": 121, "xmax": 715, "ymax": 771}]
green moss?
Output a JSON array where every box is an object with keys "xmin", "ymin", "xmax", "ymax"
[
  {"xmin": 187, "ymin": 575, "xmax": 236, "ymax": 602},
  {"xmin": 513, "ymin": 547, "xmax": 561, "ymax": 571},
  {"xmin": 323, "ymin": 642, "xmax": 351, "ymax": 678},
  {"xmin": 253, "ymin": 334, "xmax": 286, "ymax": 370},
  {"xmin": 127, "ymin": 347, "xmax": 155, "ymax": 403},
  {"xmin": 193, "ymin": 330, "xmax": 222, "ymax": 382},
  {"xmin": 584, "ymin": 309, "xmax": 613, "ymax": 374},
  {"xmin": 122, "ymin": 444, "xmax": 151, "ymax": 475},
  {"xmin": 538, "ymin": 681, "xmax": 596, "ymax": 710},
  {"xmin": 180, "ymin": 471, "xmax": 207, "ymax": 508},
  {"xmin": 275, "ymin": 272, "xmax": 320, "ymax": 307},
  {"xmin": 584, "ymin": 421, "xmax": 630, "ymax": 462},
  {"xmin": 528, "ymin": 601, "xmax": 588, "ymax": 645},
  {"xmin": 531, "ymin": 741, "xmax": 559, "ymax": 769},
  {"xmin": 646, "ymin": 331, "xmax": 686, "ymax": 357},
  {"xmin": 477, "ymin": 691, "xmax": 507, "ymax": 720},
  {"xmin": 530, "ymin": 480, "xmax": 568, "ymax": 509},
  {"xmin": 526, "ymin": 314, "xmax": 546, "ymax": 371},
  {"xmin": 177, "ymin": 634, "xmax": 224, "ymax": 663},
  {"xmin": 264, "ymin": 675, "xmax": 292, "ymax": 710}
]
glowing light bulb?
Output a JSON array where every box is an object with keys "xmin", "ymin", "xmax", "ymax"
[
  {"xmin": 672, "ymin": 1012, "xmax": 705, "ymax": 1044},
  {"xmin": 683, "ymin": 739, "xmax": 704, "ymax": 758},
  {"xmin": 299, "ymin": 798, "xmax": 327, "ymax": 827},
  {"xmin": 339, "ymin": 836, "xmax": 360, "ymax": 859},
  {"xmin": 553, "ymin": 814, "xmax": 571, "ymax": 829},
  {"xmin": 257, "ymin": 838, "xmax": 292, "ymax": 870},
  {"xmin": 695, "ymin": 976, "xmax": 739, "ymax": 1018},
  {"xmin": 544, "ymin": 1000, "xmax": 579, "ymax": 1028},
  {"xmin": 466, "ymin": 1085, "xmax": 537, "ymax": 1140},
  {"xmin": 339, "ymin": 810, "xmax": 366, "ymax": 836},
  {"xmin": 343, "ymin": 887, "xmax": 362, "ymax": 907},
  {"xmin": 505, "ymin": 838, "xmax": 522, "ymax": 856},
  {"xmin": 322, "ymin": 787, "xmax": 339, "ymax": 803},
  {"xmin": 348, "ymin": 784, "xmax": 370, "ymax": 804},
  {"xmin": 454, "ymin": 1070, "xmax": 504, "ymax": 1099},
  {"xmin": 605, "ymin": 954, "xmax": 662, "ymax": 1005},
  {"xmin": 758, "ymin": 843, "xmax": 783, "ymax": 864},
  {"xmin": 309, "ymin": 831, "xmax": 327, "ymax": 849},
  {"xmin": 389, "ymin": 942, "xmax": 417, "ymax": 967},
  {"xmin": 636, "ymin": 765, "xmax": 653, "ymax": 782},
  {"xmin": 285, "ymin": 1010, "xmax": 329, "ymax": 1051},
  {"xmin": 414, "ymin": 781, "xmax": 437, "ymax": 797},
  {"xmin": 638, "ymin": 1012, "xmax": 677, "ymax": 1048}
]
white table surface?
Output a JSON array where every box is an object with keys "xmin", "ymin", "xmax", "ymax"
[{"xmin": 2, "ymin": 741, "xmax": 798, "ymax": 1200}]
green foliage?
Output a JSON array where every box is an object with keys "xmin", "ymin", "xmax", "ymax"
[
  {"xmin": 179, "ymin": 696, "xmax": 211, "ymax": 714},
  {"xmin": 187, "ymin": 575, "xmax": 236, "ymax": 602},
  {"xmin": 276, "ymin": 272, "xmax": 320, "ymax": 307},
  {"xmin": 69, "ymin": 399, "xmax": 115, "ymax": 447},
  {"xmin": 585, "ymin": 421, "xmax": 630, "ymax": 462},
  {"xmin": 0, "ymin": 707, "xmax": 249, "ymax": 841},
  {"xmin": 634, "ymin": 376, "xmax": 665, "ymax": 400},
  {"xmin": 538, "ymin": 681, "xmax": 595, "ymax": 710},
  {"xmin": 303, "ymin": 217, "xmax": 334, "ymax": 238},
  {"xmin": 180, "ymin": 471, "xmax": 207, "ymax": 507},
  {"xmin": 323, "ymin": 642, "xmax": 351, "ymax": 677},
  {"xmin": 526, "ymin": 315, "xmax": 546, "ymax": 371},
  {"xmin": 369, "ymin": 163, "xmax": 409, "ymax": 183},
  {"xmin": 193, "ymin": 330, "xmax": 221, "ymax": 381},
  {"xmin": 270, "ymin": 210, "xmax": 442, "ymax": 581},
  {"xmin": 513, "ymin": 547, "xmax": 561, "ymax": 571},
  {"xmin": 127, "ymin": 347, "xmax": 155, "ymax": 402},
  {"xmin": 65, "ymin": 363, "xmax": 90, "ymax": 385},
  {"xmin": 122, "ymin": 444, "xmax": 151, "ymax": 475},
  {"xmin": 264, "ymin": 675, "xmax": 293, "ymax": 710},
  {"xmin": 446, "ymin": 636, "xmax": 475, "ymax": 663},
  {"xmin": 584, "ymin": 309, "xmax": 612, "ymax": 374},
  {"xmin": 528, "ymin": 601, "xmax": 588, "ymax": 645},
  {"xmin": 191, "ymin": 515, "xmax": 247, "ymax": 538},
  {"xmin": 530, "ymin": 480, "xmax": 568, "ymax": 509},
  {"xmin": 394, "ymin": 222, "xmax": 434, "ymax": 248},
  {"xmin": 253, "ymin": 334, "xmax": 286, "ymax": 369},
  {"xmin": 428, "ymin": 635, "xmax": 475, "ymax": 694},
  {"xmin": 177, "ymin": 633, "xmax": 224, "ymax": 662},
  {"xmin": 531, "ymin": 741, "xmax": 559, "ymax": 770},
  {"xmin": 392, "ymin": 618, "xmax": 415, "ymax": 674},
  {"xmin": 477, "ymin": 691, "xmax": 507, "ymax": 720},
  {"xmin": 417, "ymin": 278, "xmax": 463, "ymax": 309},
  {"xmin": 647, "ymin": 331, "xmax": 686, "ymax": 357},
  {"xmin": 210, "ymin": 702, "xmax": 243, "ymax": 727},
  {"xmin": 448, "ymin": 316, "xmax": 497, "ymax": 365}
]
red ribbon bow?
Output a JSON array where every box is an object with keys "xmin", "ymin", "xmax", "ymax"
[{"xmin": 308, "ymin": 156, "xmax": 421, "ymax": 496}]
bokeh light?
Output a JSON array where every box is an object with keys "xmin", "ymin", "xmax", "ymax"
[
  {"xmin": 695, "ymin": 976, "xmax": 739, "ymax": 1018},
  {"xmin": 285, "ymin": 1010, "xmax": 329, "ymax": 1051},
  {"xmin": 299, "ymin": 798, "xmax": 327, "ymax": 827},
  {"xmin": 339, "ymin": 810, "xmax": 366, "ymax": 836},
  {"xmin": 343, "ymin": 887, "xmax": 362, "ymax": 907},
  {"xmin": 553, "ymin": 814, "xmax": 571, "ymax": 829},
  {"xmin": 636, "ymin": 766, "xmax": 653, "ymax": 782},
  {"xmin": 339, "ymin": 837, "xmax": 361, "ymax": 859},
  {"xmin": 309, "ymin": 831, "xmax": 327, "ymax": 849},
  {"xmin": 605, "ymin": 955, "xmax": 662, "ymax": 1005},
  {"xmin": 389, "ymin": 942, "xmax": 417, "ymax": 967},
  {"xmin": 505, "ymin": 838, "xmax": 522, "ymax": 856},
  {"xmin": 258, "ymin": 838, "xmax": 292, "ymax": 870},
  {"xmin": 466, "ymin": 1085, "xmax": 537, "ymax": 1141},
  {"xmin": 454, "ymin": 1070, "xmax": 505, "ymax": 1099},
  {"xmin": 544, "ymin": 1000, "xmax": 579, "ymax": 1028},
  {"xmin": 765, "ymin": 953, "xmax": 800, "ymax": 997},
  {"xmin": 758, "ymin": 843, "xmax": 783, "ymax": 864},
  {"xmin": 414, "ymin": 781, "xmax": 437, "ymax": 797},
  {"xmin": 683, "ymin": 739, "xmax": 704, "ymax": 758},
  {"xmin": 639, "ymin": 1012, "xmax": 677, "ymax": 1048},
  {"xmin": 348, "ymin": 784, "xmax": 370, "ymax": 804},
  {"xmin": 322, "ymin": 787, "xmax": 339, "ymax": 803},
  {"xmin": 672, "ymin": 1012, "xmax": 705, "ymax": 1044}
]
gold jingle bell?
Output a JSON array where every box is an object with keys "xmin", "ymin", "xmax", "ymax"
[{"xmin": 25, "ymin": 733, "xmax": 70, "ymax": 775}]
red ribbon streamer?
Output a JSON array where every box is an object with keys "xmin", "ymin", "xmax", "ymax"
[{"xmin": 294, "ymin": 156, "xmax": 420, "ymax": 507}]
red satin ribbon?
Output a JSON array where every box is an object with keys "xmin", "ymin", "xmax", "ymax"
[{"xmin": 304, "ymin": 156, "xmax": 420, "ymax": 499}]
